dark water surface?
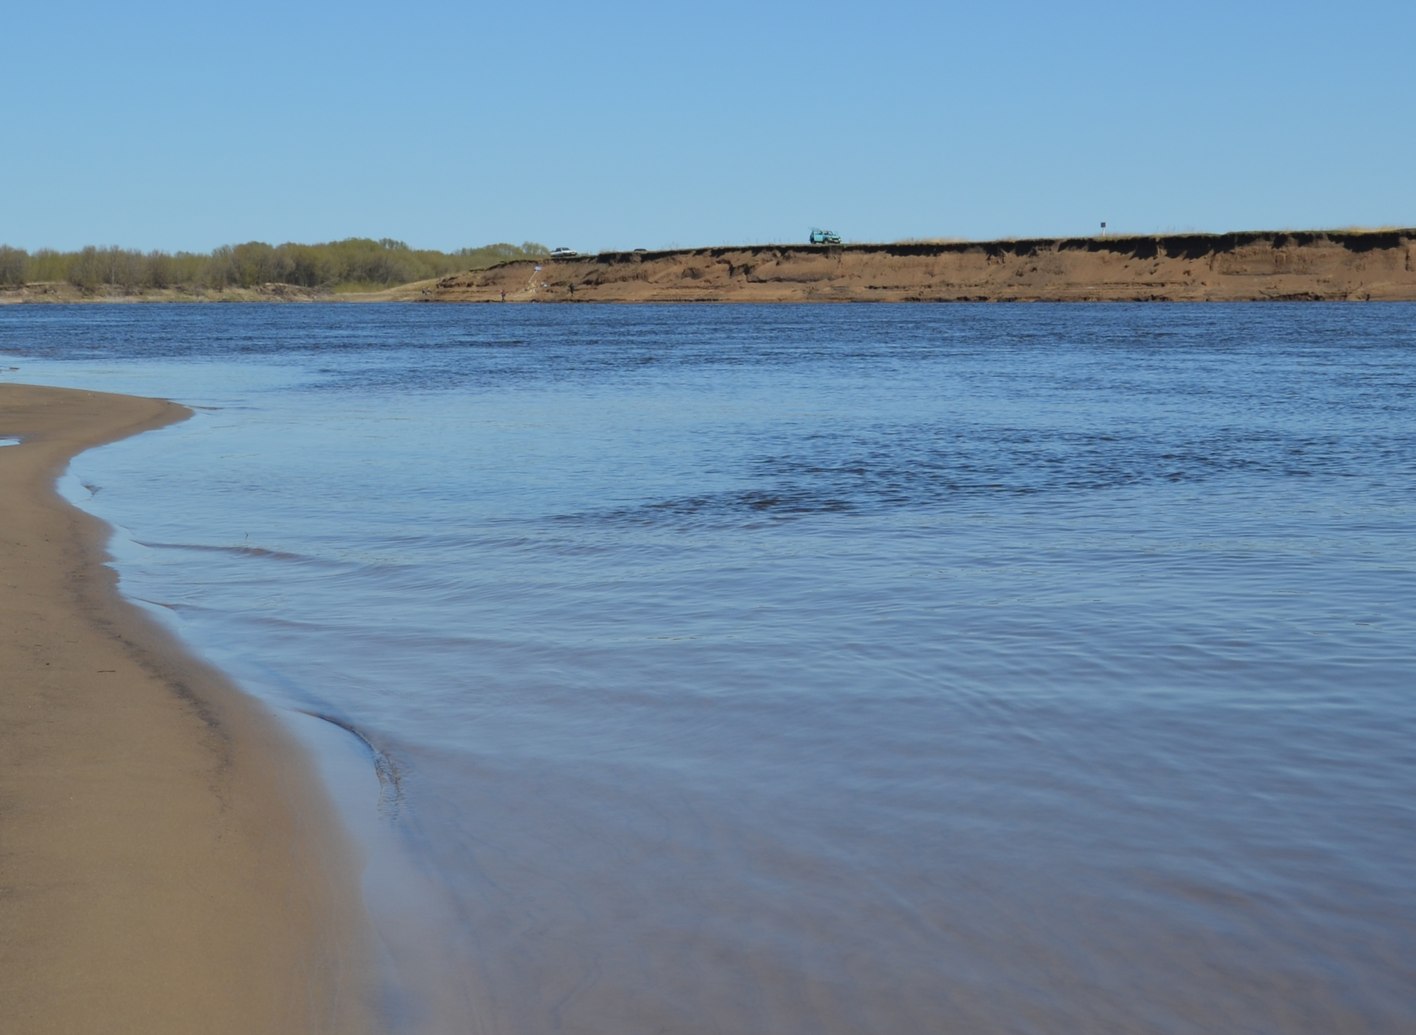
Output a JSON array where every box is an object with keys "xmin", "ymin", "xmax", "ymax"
[{"xmin": 4, "ymin": 303, "xmax": 1414, "ymax": 1033}]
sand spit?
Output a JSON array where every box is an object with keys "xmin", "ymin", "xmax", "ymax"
[
  {"xmin": 429, "ymin": 229, "xmax": 1416, "ymax": 303},
  {"xmin": 0, "ymin": 385, "xmax": 375, "ymax": 1035}
]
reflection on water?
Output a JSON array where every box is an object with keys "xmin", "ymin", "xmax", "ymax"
[{"xmin": 5, "ymin": 302, "xmax": 1415, "ymax": 1034}]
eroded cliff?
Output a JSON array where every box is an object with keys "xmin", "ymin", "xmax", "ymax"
[{"xmin": 428, "ymin": 230, "xmax": 1416, "ymax": 303}]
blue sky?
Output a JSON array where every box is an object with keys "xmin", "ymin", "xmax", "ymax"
[{"xmin": 6, "ymin": 0, "xmax": 1414, "ymax": 253}]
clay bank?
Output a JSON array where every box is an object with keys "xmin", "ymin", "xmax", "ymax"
[{"xmin": 428, "ymin": 229, "xmax": 1416, "ymax": 303}]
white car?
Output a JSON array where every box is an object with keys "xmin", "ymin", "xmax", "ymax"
[{"xmin": 550, "ymin": 247, "xmax": 578, "ymax": 258}]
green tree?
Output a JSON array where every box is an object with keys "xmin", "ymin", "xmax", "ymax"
[
  {"xmin": 28, "ymin": 249, "xmax": 69, "ymax": 282},
  {"xmin": 231, "ymin": 241, "xmax": 277, "ymax": 288},
  {"xmin": 4, "ymin": 236, "xmax": 556, "ymax": 294},
  {"xmin": 170, "ymin": 251, "xmax": 208, "ymax": 285},
  {"xmin": 278, "ymin": 243, "xmax": 334, "ymax": 287},
  {"xmin": 204, "ymin": 245, "xmax": 236, "ymax": 290},
  {"xmin": 0, "ymin": 245, "xmax": 27, "ymax": 286},
  {"xmin": 68, "ymin": 246, "xmax": 103, "ymax": 291},
  {"xmin": 101, "ymin": 247, "xmax": 145, "ymax": 290},
  {"xmin": 145, "ymin": 250, "xmax": 175, "ymax": 289}
]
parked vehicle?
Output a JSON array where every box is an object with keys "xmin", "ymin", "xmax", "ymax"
[
  {"xmin": 551, "ymin": 247, "xmax": 578, "ymax": 258},
  {"xmin": 809, "ymin": 228, "xmax": 841, "ymax": 244}
]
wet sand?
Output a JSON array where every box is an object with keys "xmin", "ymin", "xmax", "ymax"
[{"xmin": 0, "ymin": 384, "xmax": 375, "ymax": 1034}]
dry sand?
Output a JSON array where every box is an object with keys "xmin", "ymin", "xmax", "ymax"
[
  {"xmin": 430, "ymin": 228, "xmax": 1416, "ymax": 303},
  {"xmin": 0, "ymin": 385, "xmax": 376, "ymax": 1035}
]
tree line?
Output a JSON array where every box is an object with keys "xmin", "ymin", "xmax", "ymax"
[{"xmin": 0, "ymin": 238, "xmax": 550, "ymax": 292}]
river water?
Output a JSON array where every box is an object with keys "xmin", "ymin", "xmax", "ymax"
[{"xmin": 3, "ymin": 302, "xmax": 1413, "ymax": 1034}]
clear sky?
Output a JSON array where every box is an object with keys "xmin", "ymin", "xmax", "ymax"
[{"xmin": 6, "ymin": 0, "xmax": 1414, "ymax": 254}]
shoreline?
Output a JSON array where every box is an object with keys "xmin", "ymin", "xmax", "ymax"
[
  {"xmin": 0, "ymin": 384, "xmax": 376, "ymax": 1034},
  {"xmin": 430, "ymin": 229, "xmax": 1416, "ymax": 303},
  {"xmin": 0, "ymin": 282, "xmax": 430, "ymax": 305},
  {"xmin": 5, "ymin": 227, "xmax": 1414, "ymax": 306}
]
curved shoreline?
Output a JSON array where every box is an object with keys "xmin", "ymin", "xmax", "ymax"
[{"xmin": 0, "ymin": 384, "xmax": 376, "ymax": 1035}]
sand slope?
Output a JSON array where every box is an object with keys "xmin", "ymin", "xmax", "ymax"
[
  {"xmin": 0, "ymin": 385, "xmax": 374, "ymax": 1035},
  {"xmin": 429, "ymin": 229, "xmax": 1416, "ymax": 303}
]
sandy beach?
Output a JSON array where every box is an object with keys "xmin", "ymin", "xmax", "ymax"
[{"xmin": 0, "ymin": 384, "xmax": 375, "ymax": 1034}]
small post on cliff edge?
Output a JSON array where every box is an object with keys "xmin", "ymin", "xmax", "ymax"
[{"xmin": 1100, "ymin": 221, "xmax": 1107, "ymax": 237}]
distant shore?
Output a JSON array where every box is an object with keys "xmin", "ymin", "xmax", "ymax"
[
  {"xmin": 0, "ymin": 385, "xmax": 375, "ymax": 1035},
  {"xmin": 5, "ymin": 228, "xmax": 1415, "ymax": 304},
  {"xmin": 0, "ymin": 281, "xmax": 430, "ymax": 304},
  {"xmin": 431, "ymin": 228, "xmax": 1416, "ymax": 303}
]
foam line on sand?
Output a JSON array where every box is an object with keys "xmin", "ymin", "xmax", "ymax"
[{"xmin": 0, "ymin": 384, "xmax": 377, "ymax": 1035}]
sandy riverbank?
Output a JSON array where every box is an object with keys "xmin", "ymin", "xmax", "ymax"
[
  {"xmin": 0, "ymin": 385, "xmax": 375, "ymax": 1034},
  {"xmin": 430, "ymin": 228, "xmax": 1416, "ymax": 303}
]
